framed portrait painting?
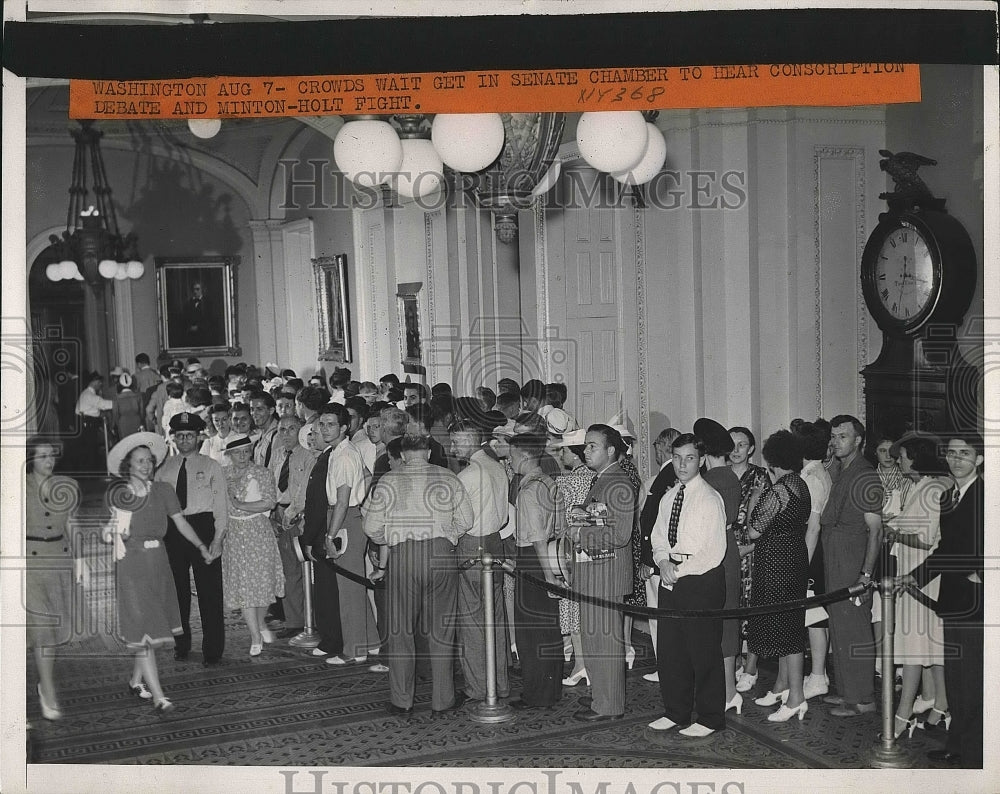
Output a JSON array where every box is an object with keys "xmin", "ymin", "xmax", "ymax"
[
  {"xmin": 313, "ymin": 254, "xmax": 352, "ymax": 362},
  {"xmin": 396, "ymin": 281, "xmax": 425, "ymax": 374},
  {"xmin": 155, "ymin": 256, "xmax": 240, "ymax": 357}
]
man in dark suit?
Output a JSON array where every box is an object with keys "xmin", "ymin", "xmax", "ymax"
[
  {"xmin": 569, "ymin": 424, "xmax": 639, "ymax": 722},
  {"xmin": 898, "ymin": 433, "xmax": 984, "ymax": 768},
  {"xmin": 638, "ymin": 427, "xmax": 679, "ymax": 683},
  {"xmin": 180, "ymin": 282, "xmax": 219, "ymax": 347}
]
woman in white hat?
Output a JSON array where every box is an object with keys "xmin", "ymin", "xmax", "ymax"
[
  {"xmin": 222, "ymin": 435, "xmax": 285, "ymax": 656},
  {"xmin": 104, "ymin": 432, "xmax": 215, "ymax": 712}
]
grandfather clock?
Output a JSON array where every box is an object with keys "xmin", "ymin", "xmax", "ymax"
[{"xmin": 860, "ymin": 151, "xmax": 978, "ymax": 442}]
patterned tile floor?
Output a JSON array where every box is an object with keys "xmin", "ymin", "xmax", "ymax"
[{"xmin": 21, "ymin": 477, "xmax": 965, "ymax": 775}]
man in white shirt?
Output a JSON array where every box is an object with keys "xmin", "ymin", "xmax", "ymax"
[
  {"xmin": 450, "ymin": 419, "xmax": 511, "ymax": 702},
  {"xmin": 250, "ymin": 391, "xmax": 280, "ymax": 469},
  {"xmin": 648, "ymin": 432, "xmax": 728, "ymax": 737},
  {"xmin": 75, "ymin": 371, "xmax": 113, "ymax": 472}
]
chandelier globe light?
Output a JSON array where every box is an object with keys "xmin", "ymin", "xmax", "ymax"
[{"xmin": 576, "ymin": 111, "xmax": 649, "ymax": 173}]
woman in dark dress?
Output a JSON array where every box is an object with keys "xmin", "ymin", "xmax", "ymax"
[
  {"xmin": 104, "ymin": 432, "xmax": 215, "ymax": 712},
  {"xmin": 746, "ymin": 430, "xmax": 811, "ymax": 722},
  {"xmin": 25, "ymin": 437, "xmax": 80, "ymax": 720}
]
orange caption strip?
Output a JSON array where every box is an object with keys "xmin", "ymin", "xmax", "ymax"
[{"xmin": 69, "ymin": 64, "xmax": 920, "ymax": 119}]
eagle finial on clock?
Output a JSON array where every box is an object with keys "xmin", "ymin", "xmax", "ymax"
[{"xmin": 878, "ymin": 149, "xmax": 947, "ymax": 212}]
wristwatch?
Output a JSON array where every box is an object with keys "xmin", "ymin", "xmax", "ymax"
[{"xmin": 860, "ymin": 569, "xmax": 872, "ymax": 579}]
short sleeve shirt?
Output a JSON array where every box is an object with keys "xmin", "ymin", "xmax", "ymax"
[
  {"xmin": 515, "ymin": 470, "xmax": 562, "ymax": 547},
  {"xmin": 820, "ymin": 453, "xmax": 883, "ymax": 536},
  {"xmin": 326, "ymin": 439, "xmax": 367, "ymax": 506}
]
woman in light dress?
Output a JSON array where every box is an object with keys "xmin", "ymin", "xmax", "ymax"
[{"xmin": 886, "ymin": 433, "xmax": 950, "ymax": 738}]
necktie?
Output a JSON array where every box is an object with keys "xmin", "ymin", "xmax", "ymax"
[
  {"xmin": 278, "ymin": 452, "xmax": 291, "ymax": 493},
  {"xmin": 176, "ymin": 457, "xmax": 188, "ymax": 510},
  {"xmin": 668, "ymin": 483, "xmax": 685, "ymax": 547},
  {"xmin": 264, "ymin": 434, "xmax": 274, "ymax": 468}
]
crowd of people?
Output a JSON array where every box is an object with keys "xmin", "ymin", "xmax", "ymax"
[{"xmin": 27, "ymin": 356, "xmax": 981, "ymax": 766}]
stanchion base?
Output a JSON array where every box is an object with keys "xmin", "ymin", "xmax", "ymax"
[
  {"xmin": 288, "ymin": 629, "xmax": 322, "ymax": 649},
  {"xmin": 870, "ymin": 739, "xmax": 916, "ymax": 769},
  {"xmin": 468, "ymin": 701, "xmax": 516, "ymax": 724}
]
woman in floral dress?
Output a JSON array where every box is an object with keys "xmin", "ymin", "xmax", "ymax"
[
  {"xmin": 552, "ymin": 430, "xmax": 596, "ymax": 685},
  {"xmin": 223, "ymin": 435, "xmax": 285, "ymax": 656},
  {"xmin": 729, "ymin": 425, "xmax": 771, "ymax": 692}
]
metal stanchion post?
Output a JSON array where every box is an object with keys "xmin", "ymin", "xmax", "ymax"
[
  {"xmin": 470, "ymin": 551, "xmax": 515, "ymax": 723},
  {"xmin": 870, "ymin": 577, "xmax": 913, "ymax": 768},
  {"xmin": 289, "ymin": 556, "xmax": 321, "ymax": 648}
]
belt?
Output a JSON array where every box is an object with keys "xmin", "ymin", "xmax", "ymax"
[
  {"xmin": 142, "ymin": 540, "xmax": 161, "ymax": 549},
  {"xmin": 27, "ymin": 534, "xmax": 66, "ymax": 542}
]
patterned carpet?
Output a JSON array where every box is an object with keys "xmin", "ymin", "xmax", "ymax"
[{"xmin": 23, "ymin": 478, "xmax": 953, "ymax": 772}]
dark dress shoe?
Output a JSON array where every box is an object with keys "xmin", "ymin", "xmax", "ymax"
[
  {"xmin": 574, "ymin": 708, "xmax": 624, "ymax": 722},
  {"xmin": 927, "ymin": 749, "xmax": 962, "ymax": 764},
  {"xmin": 277, "ymin": 627, "xmax": 304, "ymax": 639},
  {"xmin": 578, "ymin": 697, "xmax": 593, "ymax": 709},
  {"xmin": 202, "ymin": 657, "xmax": 222, "ymax": 667},
  {"xmin": 507, "ymin": 699, "xmax": 550, "ymax": 711},
  {"xmin": 385, "ymin": 702, "xmax": 413, "ymax": 716},
  {"xmin": 173, "ymin": 650, "xmax": 189, "ymax": 661},
  {"xmin": 433, "ymin": 692, "xmax": 471, "ymax": 713}
]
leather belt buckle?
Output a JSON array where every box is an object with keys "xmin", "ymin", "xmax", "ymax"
[{"xmin": 143, "ymin": 540, "xmax": 161, "ymax": 549}]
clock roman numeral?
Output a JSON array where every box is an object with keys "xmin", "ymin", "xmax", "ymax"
[
  {"xmin": 890, "ymin": 239, "xmax": 896, "ymax": 248},
  {"xmin": 905, "ymin": 307, "xmax": 910, "ymax": 317},
  {"xmin": 880, "ymin": 287, "xmax": 889, "ymax": 300},
  {"xmin": 892, "ymin": 302, "xmax": 898, "ymax": 313},
  {"xmin": 900, "ymin": 231, "xmax": 907, "ymax": 243},
  {"xmin": 878, "ymin": 273, "xmax": 886, "ymax": 280}
]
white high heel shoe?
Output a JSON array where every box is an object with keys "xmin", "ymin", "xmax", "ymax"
[
  {"xmin": 725, "ymin": 693, "xmax": 743, "ymax": 715},
  {"xmin": 37, "ymin": 684, "xmax": 62, "ymax": 721},
  {"xmin": 735, "ymin": 671, "xmax": 758, "ymax": 692},
  {"xmin": 768, "ymin": 700, "xmax": 808, "ymax": 722},
  {"xmin": 754, "ymin": 689, "xmax": 789, "ymax": 707},
  {"xmin": 261, "ymin": 628, "xmax": 276, "ymax": 644},
  {"xmin": 562, "ymin": 668, "xmax": 590, "ymax": 686},
  {"xmin": 912, "ymin": 695, "xmax": 935, "ymax": 714},
  {"xmin": 625, "ymin": 646, "xmax": 636, "ymax": 670}
]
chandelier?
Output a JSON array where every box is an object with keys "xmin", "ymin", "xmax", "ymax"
[
  {"xmin": 45, "ymin": 120, "xmax": 144, "ymax": 284},
  {"xmin": 332, "ymin": 110, "xmax": 667, "ymax": 242}
]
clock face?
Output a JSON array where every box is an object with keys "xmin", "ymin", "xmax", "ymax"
[{"xmin": 871, "ymin": 222, "xmax": 938, "ymax": 324}]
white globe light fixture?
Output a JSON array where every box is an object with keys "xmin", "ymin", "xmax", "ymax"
[
  {"xmin": 45, "ymin": 263, "xmax": 63, "ymax": 281},
  {"xmin": 334, "ymin": 118, "xmax": 403, "ymax": 188},
  {"xmin": 114, "ymin": 264, "xmax": 129, "ymax": 280},
  {"xmin": 395, "ymin": 138, "xmax": 445, "ymax": 199},
  {"xmin": 58, "ymin": 261, "xmax": 79, "ymax": 280},
  {"xmin": 431, "ymin": 113, "xmax": 505, "ymax": 173},
  {"xmin": 576, "ymin": 111, "xmax": 648, "ymax": 173},
  {"xmin": 610, "ymin": 123, "xmax": 667, "ymax": 185},
  {"xmin": 98, "ymin": 259, "xmax": 118, "ymax": 279},
  {"xmin": 126, "ymin": 260, "xmax": 145, "ymax": 279},
  {"xmin": 188, "ymin": 118, "xmax": 222, "ymax": 139}
]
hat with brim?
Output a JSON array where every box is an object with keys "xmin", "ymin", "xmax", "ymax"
[
  {"xmin": 693, "ymin": 417, "xmax": 735, "ymax": 456},
  {"xmin": 551, "ymin": 428, "xmax": 588, "ymax": 448},
  {"xmin": 889, "ymin": 430, "xmax": 942, "ymax": 459},
  {"xmin": 545, "ymin": 407, "xmax": 577, "ymax": 436},
  {"xmin": 225, "ymin": 434, "xmax": 252, "ymax": 451},
  {"xmin": 606, "ymin": 411, "xmax": 637, "ymax": 441},
  {"xmin": 107, "ymin": 431, "xmax": 168, "ymax": 476},
  {"xmin": 169, "ymin": 411, "xmax": 207, "ymax": 433}
]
